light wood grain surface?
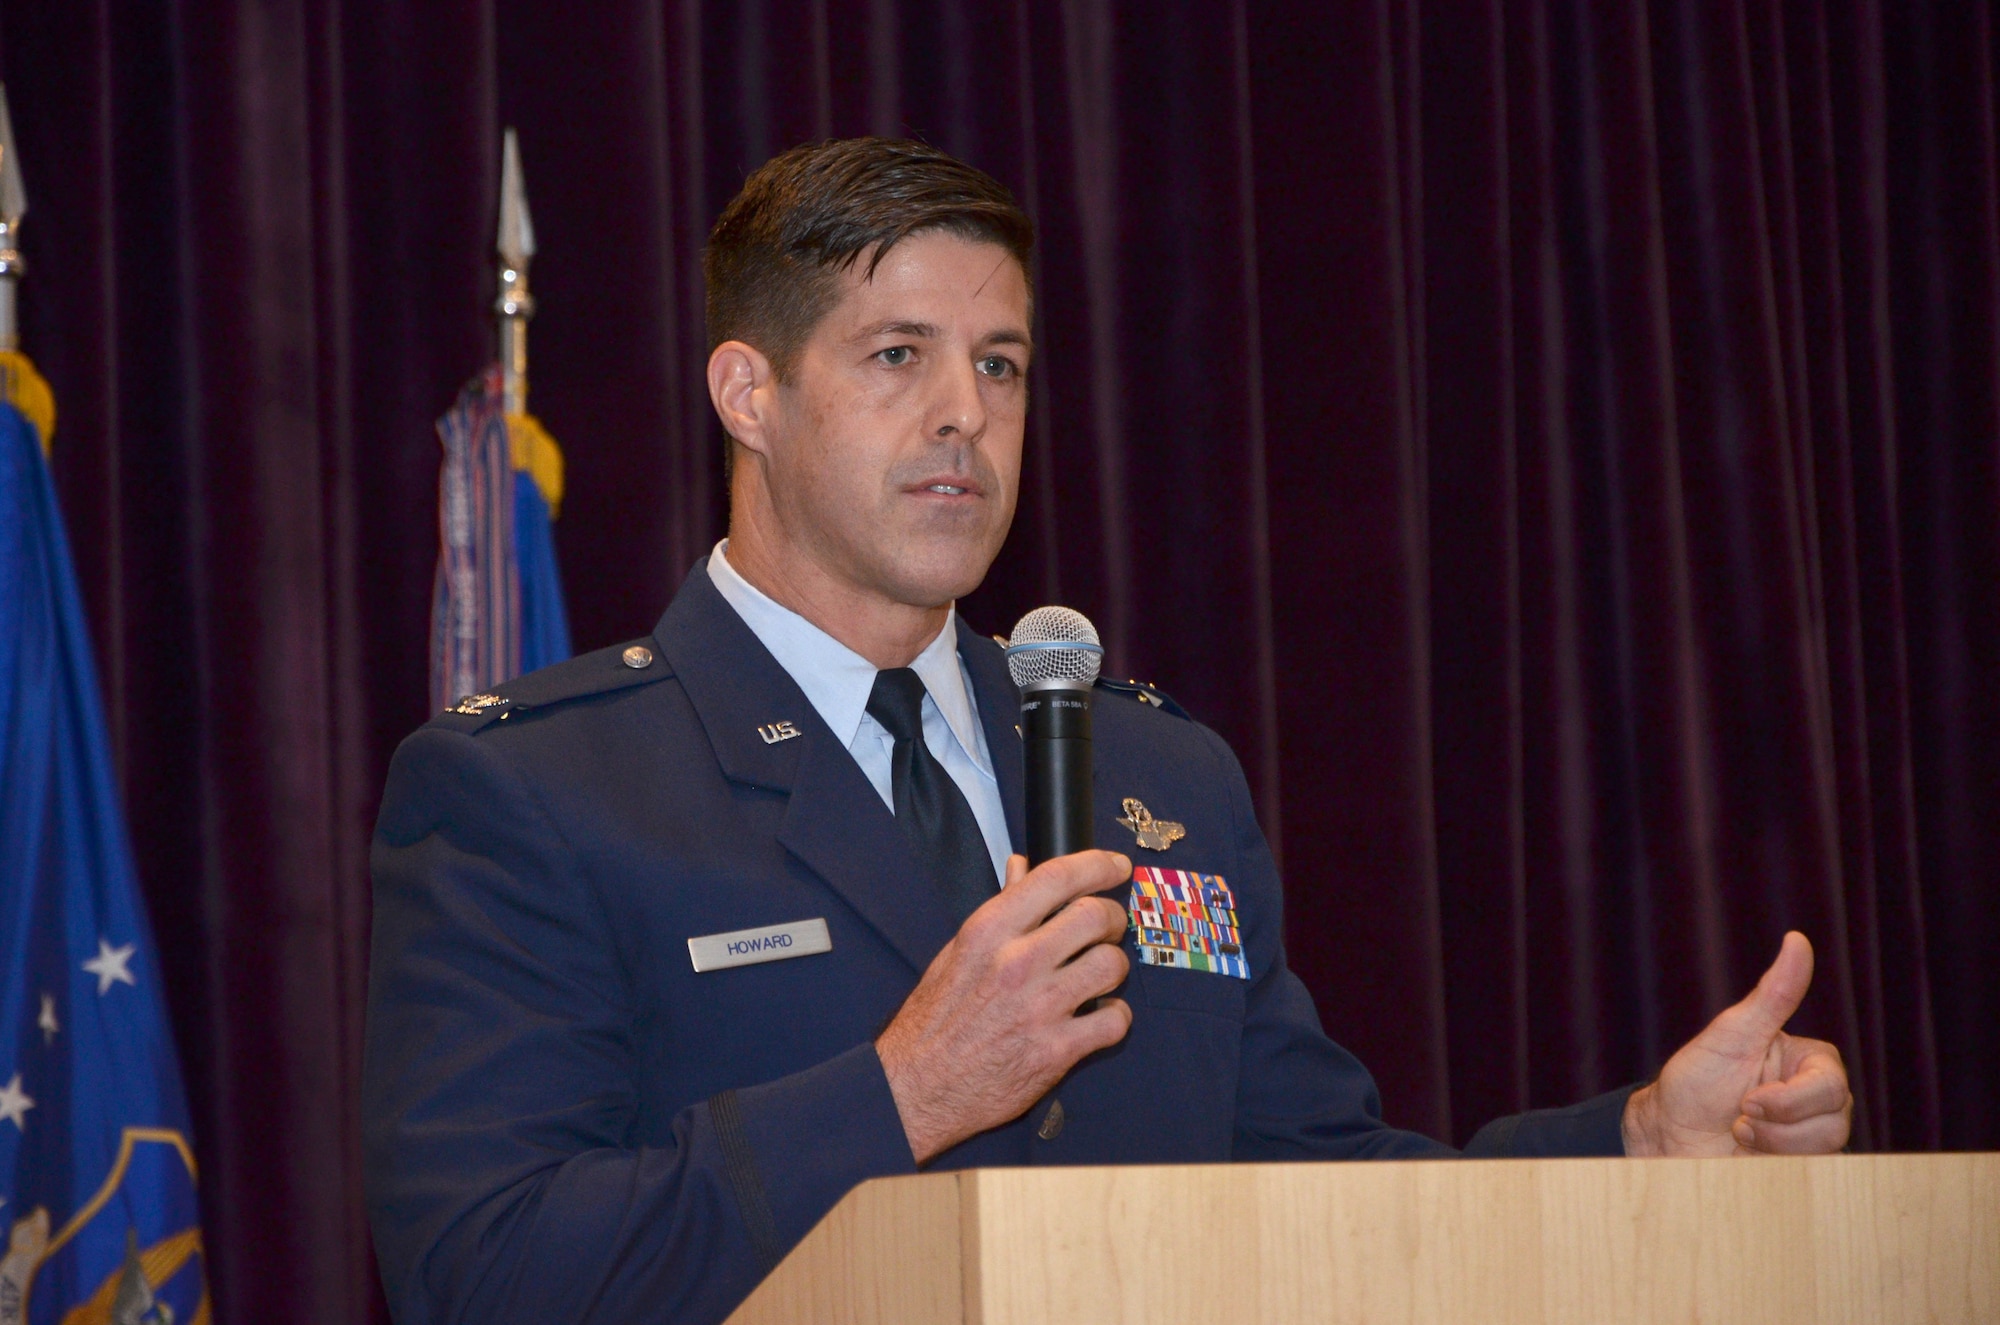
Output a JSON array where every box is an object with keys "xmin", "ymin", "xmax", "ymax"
[{"xmin": 728, "ymin": 1154, "xmax": 1999, "ymax": 1323}]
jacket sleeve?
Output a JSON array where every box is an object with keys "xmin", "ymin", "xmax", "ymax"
[
  {"xmin": 1196, "ymin": 724, "xmax": 1634, "ymax": 1163},
  {"xmin": 1460, "ymin": 1085, "xmax": 1638, "ymax": 1156},
  {"xmin": 363, "ymin": 725, "xmax": 915, "ymax": 1325}
]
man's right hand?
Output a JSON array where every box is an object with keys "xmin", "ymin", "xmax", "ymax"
[{"xmin": 875, "ymin": 850, "xmax": 1134, "ymax": 1164}]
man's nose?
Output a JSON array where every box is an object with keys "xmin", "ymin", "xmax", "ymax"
[{"xmin": 930, "ymin": 358, "xmax": 987, "ymax": 440}]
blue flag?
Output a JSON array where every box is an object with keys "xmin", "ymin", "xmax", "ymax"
[
  {"xmin": 429, "ymin": 366, "xmax": 571, "ymax": 712},
  {"xmin": 0, "ymin": 397, "xmax": 208, "ymax": 1323},
  {"xmin": 513, "ymin": 461, "xmax": 570, "ymax": 679}
]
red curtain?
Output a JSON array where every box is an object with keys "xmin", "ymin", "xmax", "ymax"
[{"xmin": 1, "ymin": 2, "xmax": 1993, "ymax": 1319}]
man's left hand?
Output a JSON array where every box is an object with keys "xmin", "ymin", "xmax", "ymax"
[{"xmin": 1621, "ymin": 931, "xmax": 1853, "ymax": 1157}]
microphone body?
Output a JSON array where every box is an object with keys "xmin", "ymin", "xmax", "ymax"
[
  {"xmin": 1020, "ymin": 681, "xmax": 1092, "ymax": 866},
  {"xmin": 1006, "ymin": 607, "xmax": 1106, "ymax": 868}
]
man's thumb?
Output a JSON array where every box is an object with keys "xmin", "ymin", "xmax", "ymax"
[{"xmin": 1730, "ymin": 930, "xmax": 1815, "ymax": 1043}]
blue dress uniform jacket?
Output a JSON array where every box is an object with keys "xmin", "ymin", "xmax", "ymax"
[{"xmin": 364, "ymin": 563, "xmax": 1635, "ymax": 1324}]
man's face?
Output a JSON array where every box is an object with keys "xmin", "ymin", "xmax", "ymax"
[{"xmin": 755, "ymin": 229, "xmax": 1031, "ymax": 610}]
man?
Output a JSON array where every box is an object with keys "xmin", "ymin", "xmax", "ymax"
[{"xmin": 363, "ymin": 138, "xmax": 1852, "ymax": 1324}]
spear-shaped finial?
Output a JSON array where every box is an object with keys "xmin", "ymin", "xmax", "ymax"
[
  {"xmin": 0, "ymin": 83, "xmax": 28, "ymax": 352},
  {"xmin": 497, "ymin": 127, "xmax": 535, "ymax": 271},
  {"xmin": 495, "ymin": 127, "xmax": 535, "ymax": 415}
]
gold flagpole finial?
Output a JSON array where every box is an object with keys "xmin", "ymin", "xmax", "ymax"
[
  {"xmin": 0, "ymin": 83, "xmax": 28, "ymax": 352},
  {"xmin": 495, "ymin": 127, "xmax": 535, "ymax": 416}
]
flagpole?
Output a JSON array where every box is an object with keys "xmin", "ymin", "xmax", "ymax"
[
  {"xmin": 0, "ymin": 83, "xmax": 27, "ymax": 352},
  {"xmin": 495, "ymin": 127, "xmax": 535, "ymax": 417}
]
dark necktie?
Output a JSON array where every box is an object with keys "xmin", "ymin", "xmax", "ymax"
[{"xmin": 867, "ymin": 667, "xmax": 997, "ymax": 924}]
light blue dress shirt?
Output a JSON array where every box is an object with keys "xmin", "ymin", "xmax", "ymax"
[{"xmin": 707, "ymin": 542, "xmax": 1014, "ymax": 886}]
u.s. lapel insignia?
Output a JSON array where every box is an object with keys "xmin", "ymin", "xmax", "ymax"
[
  {"xmin": 757, "ymin": 720, "xmax": 803, "ymax": 745},
  {"xmin": 1117, "ymin": 797, "xmax": 1186, "ymax": 851}
]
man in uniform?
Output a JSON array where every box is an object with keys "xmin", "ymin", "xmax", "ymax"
[{"xmin": 363, "ymin": 138, "xmax": 1852, "ymax": 1324}]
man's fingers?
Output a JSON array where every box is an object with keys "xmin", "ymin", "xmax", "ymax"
[
  {"xmin": 982, "ymin": 850, "xmax": 1131, "ymax": 936},
  {"xmin": 1705, "ymin": 930, "xmax": 1815, "ymax": 1055},
  {"xmin": 1743, "ymin": 1044, "xmax": 1850, "ymax": 1124},
  {"xmin": 1050, "ymin": 937, "xmax": 1130, "ymax": 1011},
  {"xmin": 1028, "ymin": 895, "xmax": 1129, "ymax": 968},
  {"xmin": 1732, "ymin": 1110, "xmax": 1850, "ymax": 1155},
  {"xmin": 1731, "ymin": 1029, "xmax": 1852, "ymax": 1156},
  {"xmin": 1055, "ymin": 995, "xmax": 1133, "ymax": 1060},
  {"xmin": 1748, "ymin": 930, "xmax": 1814, "ymax": 1033}
]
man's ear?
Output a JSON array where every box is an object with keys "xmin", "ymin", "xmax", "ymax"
[{"xmin": 708, "ymin": 340, "xmax": 777, "ymax": 456}]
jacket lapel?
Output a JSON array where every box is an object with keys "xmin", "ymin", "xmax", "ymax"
[
  {"xmin": 775, "ymin": 736, "xmax": 959, "ymax": 975},
  {"xmin": 653, "ymin": 562, "xmax": 813, "ymax": 793},
  {"xmin": 655, "ymin": 562, "xmax": 960, "ymax": 975}
]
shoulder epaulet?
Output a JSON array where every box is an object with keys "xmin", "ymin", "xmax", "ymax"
[
  {"xmin": 1095, "ymin": 675, "xmax": 1192, "ymax": 721},
  {"xmin": 433, "ymin": 637, "xmax": 671, "ymax": 733}
]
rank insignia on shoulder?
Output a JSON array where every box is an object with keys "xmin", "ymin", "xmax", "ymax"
[
  {"xmin": 1128, "ymin": 867, "xmax": 1249, "ymax": 979},
  {"xmin": 1096, "ymin": 676, "xmax": 1192, "ymax": 720},
  {"xmin": 1117, "ymin": 797, "xmax": 1186, "ymax": 851},
  {"xmin": 447, "ymin": 694, "xmax": 508, "ymax": 716}
]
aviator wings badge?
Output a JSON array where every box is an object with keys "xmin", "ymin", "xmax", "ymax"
[{"xmin": 1117, "ymin": 798, "xmax": 1186, "ymax": 852}]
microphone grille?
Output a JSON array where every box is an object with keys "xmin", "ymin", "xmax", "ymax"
[{"xmin": 1006, "ymin": 606, "xmax": 1104, "ymax": 688}]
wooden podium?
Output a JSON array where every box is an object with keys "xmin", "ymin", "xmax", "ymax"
[{"xmin": 729, "ymin": 1154, "xmax": 1998, "ymax": 1323}]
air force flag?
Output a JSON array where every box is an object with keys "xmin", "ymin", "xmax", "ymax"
[{"xmin": 1, "ymin": 391, "xmax": 208, "ymax": 1322}]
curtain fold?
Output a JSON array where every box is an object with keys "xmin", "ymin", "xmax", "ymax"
[{"xmin": 1, "ymin": 1, "xmax": 1992, "ymax": 1318}]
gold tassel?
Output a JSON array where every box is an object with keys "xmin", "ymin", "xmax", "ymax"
[
  {"xmin": 0, "ymin": 348, "xmax": 55, "ymax": 455},
  {"xmin": 506, "ymin": 411, "xmax": 564, "ymax": 518}
]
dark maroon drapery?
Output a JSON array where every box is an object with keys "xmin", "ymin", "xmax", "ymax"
[
  {"xmin": 2, "ymin": 2, "xmax": 1993, "ymax": 1319},
  {"xmin": 1254, "ymin": 0, "xmax": 2000, "ymax": 1158}
]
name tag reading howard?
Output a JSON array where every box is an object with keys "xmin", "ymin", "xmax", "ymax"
[{"xmin": 687, "ymin": 918, "xmax": 832, "ymax": 972}]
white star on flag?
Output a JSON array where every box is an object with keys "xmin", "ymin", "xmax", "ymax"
[
  {"xmin": 38, "ymin": 993, "xmax": 58, "ymax": 1045},
  {"xmin": 83, "ymin": 938, "xmax": 137, "ymax": 995},
  {"xmin": 0, "ymin": 1074, "xmax": 32, "ymax": 1132}
]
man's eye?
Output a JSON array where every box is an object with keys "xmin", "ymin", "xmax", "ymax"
[
  {"xmin": 978, "ymin": 355, "xmax": 1018, "ymax": 379},
  {"xmin": 878, "ymin": 346, "xmax": 912, "ymax": 366}
]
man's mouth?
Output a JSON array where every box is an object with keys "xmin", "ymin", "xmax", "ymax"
[{"xmin": 909, "ymin": 477, "xmax": 980, "ymax": 497}]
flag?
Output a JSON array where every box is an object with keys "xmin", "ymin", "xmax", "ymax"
[
  {"xmin": 429, "ymin": 365, "xmax": 571, "ymax": 712},
  {"xmin": 0, "ymin": 361, "xmax": 209, "ymax": 1324}
]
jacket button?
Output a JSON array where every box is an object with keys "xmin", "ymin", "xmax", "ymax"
[
  {"xmin": 622, "ymin": 645, "xmax": 654, "ymax": 669},
  {"xmin": 1037, "ymin": 1098, "xmax": 1065, "ymax": 1140}
]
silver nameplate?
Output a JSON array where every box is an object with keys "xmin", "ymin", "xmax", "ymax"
[{"xmin": 687, "ymin": 918, "xmax": 832, "ymax": 972}]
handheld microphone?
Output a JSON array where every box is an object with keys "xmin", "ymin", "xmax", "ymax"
[{"xmin": 1006, "ymin": 607, "xmax": 1104, "ymax": 866}]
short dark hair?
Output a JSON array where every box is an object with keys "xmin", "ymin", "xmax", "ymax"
[{"xmin": 704, "ymin": 137, "xmax": 1035, "ymax": 381}]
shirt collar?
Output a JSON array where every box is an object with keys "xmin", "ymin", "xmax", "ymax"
[
  {"xmin": 904, "ymin": 607, "xmax": 991, "ymax": 777},
  {"xmin": 706, "ymin": 541, "xmax": 992, "ymax": 776}
]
